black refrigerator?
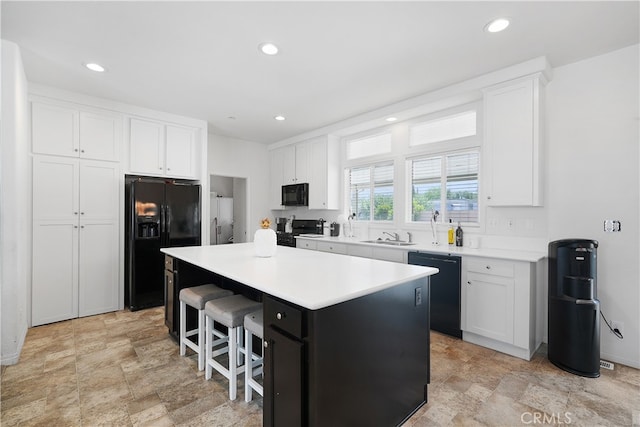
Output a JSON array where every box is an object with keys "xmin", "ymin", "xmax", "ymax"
[{"xmin": 125, "ymin": 175, "xmax": 201, "ymax": 311}]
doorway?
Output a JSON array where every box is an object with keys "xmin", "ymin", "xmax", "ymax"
[{"xmin": 209, "ymin": 175, "xmax": 248, "ymax": 244}]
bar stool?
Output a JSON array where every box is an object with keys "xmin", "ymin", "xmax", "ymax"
[
  {"xmin": 204, "ymin": 294, "xmax": 262, "ymax": 400},
  {"xmin": 179, "ymin": 284, "xmax": 233, "ymax": 371},
  {"xmin": 244, "ymin": 309, "xmax": 264, "ymax": 402}
]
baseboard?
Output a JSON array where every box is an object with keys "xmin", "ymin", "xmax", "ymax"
[
  {"xmin": 600, "ymin": 351, "xmax": 640, "ymax": 370},
  {"xmin": 0, "ymin": 322, "xmax": 28, "ymax": 365},
  {"xmin": 463, "ymin": 331, "xmax": 537, "ymax": 361}
]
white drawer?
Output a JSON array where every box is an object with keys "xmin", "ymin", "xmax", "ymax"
[
  {"xmin": 316, "ymin": 241, "xmax": 347, "ymax": 254},
  {"xmin": 466, "ymin": 257, "xmax": 514, "ymax": 278},
  {"xmin": 296, "ymin": 239, "xmax": 317, "ymax": 250}
]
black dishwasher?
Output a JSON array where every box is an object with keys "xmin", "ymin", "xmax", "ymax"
[{"xmin": 408, "ymin": 252, "xmax": 462, "ymax": 338}]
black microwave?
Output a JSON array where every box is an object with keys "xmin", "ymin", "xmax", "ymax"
[{"xmin": 282, "ymin": 183, "xmax": 308, "ymax": 206}]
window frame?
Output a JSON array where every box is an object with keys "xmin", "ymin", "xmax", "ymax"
[
  {"xmin": 406, "ymin": 148, "xmax": 481, "ymax": 227},
  {"xmin": 405, "ymin": 102, "xmax": 482, "ymax": 228},
  {"xmin": 346, "ymin": 161, "xmax": 395, "ymax": 223}
]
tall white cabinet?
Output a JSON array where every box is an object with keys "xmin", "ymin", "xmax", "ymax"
[
  {"xmin": 483, "ymin": 74, "xmax": 546, "ymax": 206},
  {"xmin": 31, "ymin": 98, "xmax": 121, "ymax": 326}
]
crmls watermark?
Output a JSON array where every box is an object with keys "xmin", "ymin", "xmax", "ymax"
[{"xmin": 521, "ymin": 411, "xmax": 573, "ymax": 425}]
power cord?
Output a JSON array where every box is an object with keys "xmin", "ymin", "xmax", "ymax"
[{"xmin": 600, "ymin": 311, "xmax": 624, "ymax": 339}]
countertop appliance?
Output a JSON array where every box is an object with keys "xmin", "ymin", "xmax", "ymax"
[
  {"xmin": 125, "ymin": 176, "xmax": 201, "ymax": 311},
  {"xmin": 408, "ymin": 251, "xmax": 462, "ymax": 338},
  {"xmin": 276, "ymin": 218, "xmax": 323, "ymax": 247},
  {"xmin": 548, "ymin": 239, "xmax": 600, "ymax": 377},
  {"xmin": 282, "ymin": 183, "xmax": 308, "ymax": 206}
]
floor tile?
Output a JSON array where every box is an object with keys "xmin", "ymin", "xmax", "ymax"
[{"xmin": 2, "ymin": 307, "xmax": 638, "ymax": 426}]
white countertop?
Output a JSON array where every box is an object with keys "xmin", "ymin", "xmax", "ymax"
[
  {"xmin": 161, "ymin": 243, "xmax": 437, "ymax": 310},
  {"xmin": 295, "ymin": 236, "xmax": 546, "ymax": 262}
]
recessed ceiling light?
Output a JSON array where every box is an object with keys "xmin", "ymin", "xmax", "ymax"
[
  {"xmin": 485, "ymin": 18, "xmax": 510, "ymax": 33},
  {"xmin": 274, "ymin": 115, "xmax": 286, "ymax": 121},
  {"xmin": 85, "ymin": 62, "xmax": 105, "ymax": 72},
  {"xmin": 386, "ymin": 117, "xmax": 398, "ymax": 122},
  {"xmin": 259, "ymin": 43, "xmax": 279, "ymax": 55}
]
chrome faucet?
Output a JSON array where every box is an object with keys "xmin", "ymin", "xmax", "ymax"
[
  {"xmin": 383, "ymin": 231, "xmax": 400, "ymax": 241},
  {"xmin": 431, "ymin": 210, "xmax": 440, "ymax": 245},
  {"xmin": 407, "ymin": 232, "xmax": 412, "ymax": 243}
]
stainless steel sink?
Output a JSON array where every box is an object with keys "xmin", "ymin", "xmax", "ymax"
[{"xmin": 361, "ymin": 240, "xmax": 416, "ymax": 246}]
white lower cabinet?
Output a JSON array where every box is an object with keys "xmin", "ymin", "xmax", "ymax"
[
  {"xmin": 461, "ymin": 256, "xmax": 541, "ymax": 360},
  {"xmin": 347, "ymin": 244, "xmax": 373, "ymax": 258},
  {"xmin": 32, "ymin": 155, "xmax": 119, "ymax": 326},
  {"xmin": 372, "ymin": 247, "xmax": 407, "ymax": 263},
  {"xmin": 32, "ymin": 222, "xmax": 79, "ymax": 324}
]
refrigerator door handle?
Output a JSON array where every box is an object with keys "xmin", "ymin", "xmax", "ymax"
[{"xmin": 166, "ymin": 206, "xmax": 172, "ymax": 242}]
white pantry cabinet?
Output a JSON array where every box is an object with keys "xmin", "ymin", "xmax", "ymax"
[
  {"xmin": 461, "ymin": 256, "xmax": 542, "ymax": 360},
  {"xmin": 32, "ymin": 155, "xmax": 119, "ymax": 326},
  {"xmin": 483, "ymin": 74, "xmax": 546, "ymax": 206},
  {"xmin": 129, "ymin": 118, "xmax": 198, "ymax": 179},
  {"xmin": 31, "ymin": 100, "xmax": 122, "ymax": 162}
]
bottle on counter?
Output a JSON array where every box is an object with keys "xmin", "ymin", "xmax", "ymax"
[
  {"xmin": 455, "ymin": 222, "xmax": 463, "ymax": 247},
  {"xmin": 448, "ymin": 219, "xmax": 455, "ymax": 245}
]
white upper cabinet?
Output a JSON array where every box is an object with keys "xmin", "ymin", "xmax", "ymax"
[
  {"xmin": 269, "ymin": 149, "xmax": 285, "ymax": 209},
  {"xmin": 165, "ymin": 124, "xmax": 196, "ymax": 178},
  {"xmin": 281, "ymin": 142, "xmax": 311, "ymax": 184},
  {"xmin": 129, "ymin": 118, "xmax": 198, "ymax": 179},
  {"xmin": 309, "ymin": 135, "xmax": 340, "ymax": 210},
  {"xmin": 269, "ymin": 136, "xmax": 339, "ymax": 210},
  {"xmin": 31, "ymin": 100, "xmax": 122, "ymax": 162},
  {"xmin": 129, "ymin": 118, "xmax": 165, "ymax": 175},
  {"xmin": 483, "ymin": 74, "xmax": 545, "ymax": 206}
]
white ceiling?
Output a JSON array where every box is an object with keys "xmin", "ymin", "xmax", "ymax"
[{"xmin": 2, "ymin": 1, "xmax": 638, "ymax": 144}]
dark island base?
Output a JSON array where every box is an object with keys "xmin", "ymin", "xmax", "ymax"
[{"xmin": 166, "ymin": 255, "xmax": 431, "ymax": 426}]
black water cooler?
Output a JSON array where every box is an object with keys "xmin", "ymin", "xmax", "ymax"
[{"xmin": 548, "ymin": 239, "xmax": 600, "ymax": 377}]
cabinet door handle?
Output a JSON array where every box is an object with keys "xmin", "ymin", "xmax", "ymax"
[
  {"xmin": 264, "ymin": 341, "xmax": 269, "ymax": 348},
  {"xmin": 74, "ymin": 212, "xmax": 78, "ymax": 215},
  {"xmin": 487, "ymin": 196, "xmax": 492, "ymax": 200},
  {"xmin": 467, "ymin": 281, "xmax": 472, "ymax": 285},
  {"xmin": 74, "ymin": 148, "xmax": 79, "ymax": 152},
  {"xmin": 486, "ymin": 265, "xmax": 491, "ymax": 270},
  {"xmin": 276, "ymin": 312, "xmax": 285, "ymax": 320}
]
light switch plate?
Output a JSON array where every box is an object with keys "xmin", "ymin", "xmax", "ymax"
[{"xmin": 604, "ymin": 220, "xmax": 621, "ymax": 232}]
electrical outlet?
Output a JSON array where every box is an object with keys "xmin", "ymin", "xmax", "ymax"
[
  {"xmin": 415, "ymin": 287, "xmax": 422, "ymax": 306},
  {"xmin": 611, "ymin": 321, "xmax": 624, "ymax": 336},
  {"xmin": 604, "ymin": 220, "xmax": 622, "ymax": 232}
]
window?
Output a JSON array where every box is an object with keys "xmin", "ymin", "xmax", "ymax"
[
  {"xmin": 409, "ymin": 151, "xmax": 479, "ymax": 224},
  {"xmin": 346, "ymin": 132, "xmax": 392, "ymax": 160},
  {"xmin": 349, "ymin": 163, "xmax": 394, "ymax": 221},
  {"xmin": 409, "ymin": 110, "xmax": 477, "ymax": 146}
]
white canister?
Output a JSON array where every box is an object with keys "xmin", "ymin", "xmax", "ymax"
[{"xmin": 254, "ymin": 228, "xmax": 277, "ymax": 257}]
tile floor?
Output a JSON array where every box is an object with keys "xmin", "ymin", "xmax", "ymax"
[{"xmin": 1, "ymin": 307, "xmax": 638, "ymax": 426}]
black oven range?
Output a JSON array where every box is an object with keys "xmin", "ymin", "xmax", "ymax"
[{"xmin": 276, "ymin": 218, "xmax": 324, "ymax": 247}]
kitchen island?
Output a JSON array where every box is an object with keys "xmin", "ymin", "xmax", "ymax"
[{"xmin": 161, "ymin": 243, "xmax": 438, "ymax": 427}]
